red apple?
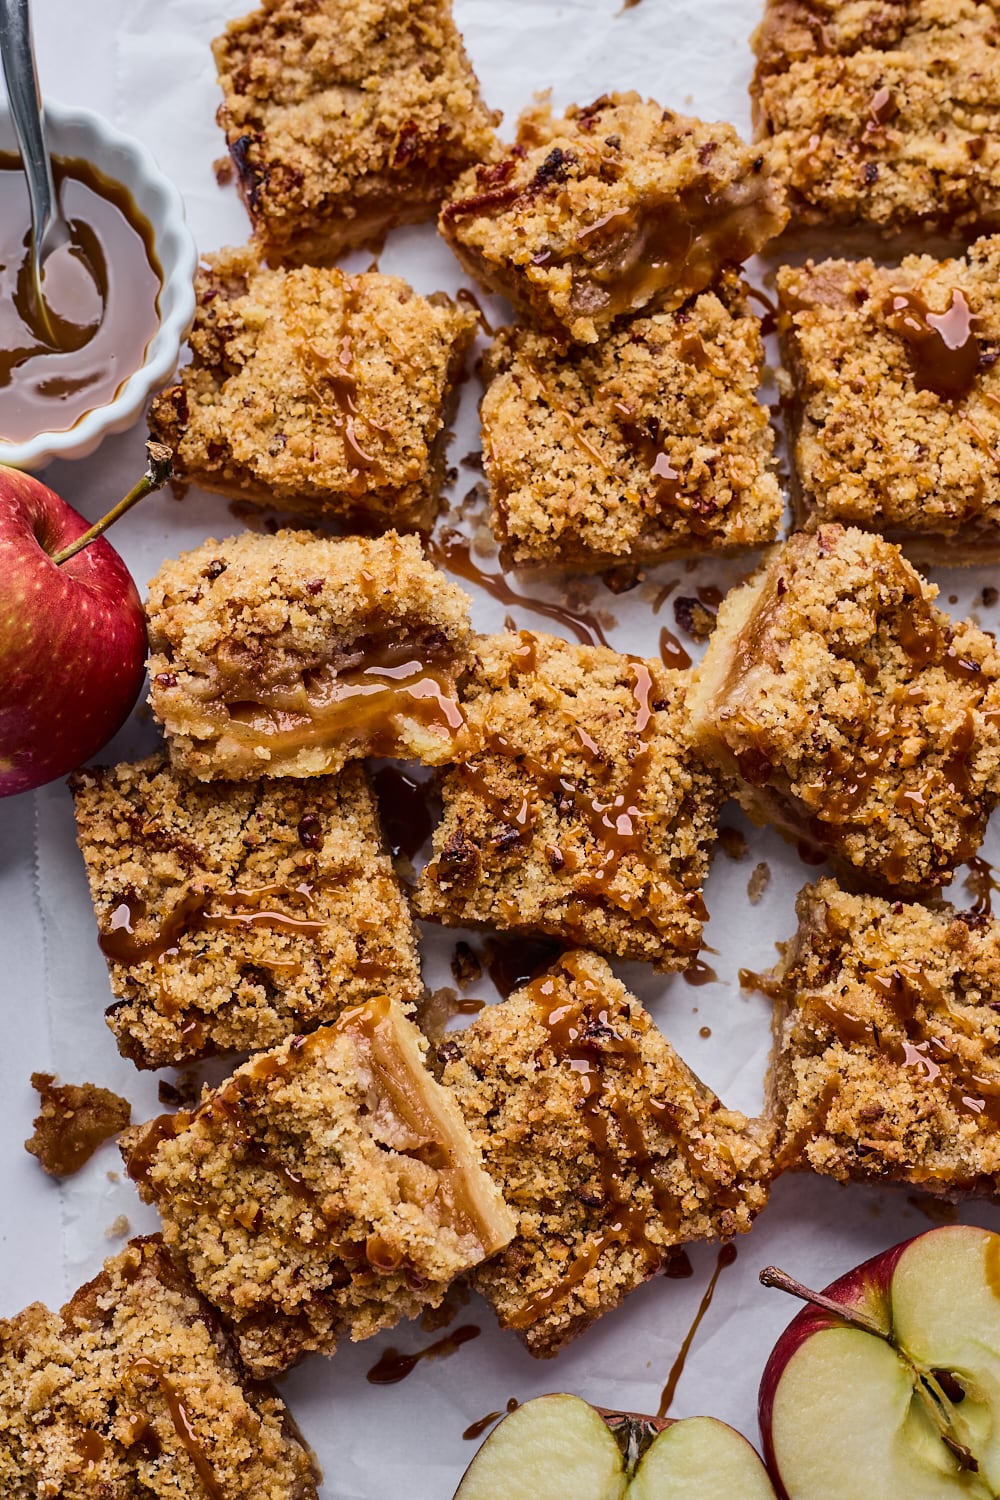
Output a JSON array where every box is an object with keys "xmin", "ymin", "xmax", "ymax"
[
  {"xmin": 454, "ymin": 1393, "xmax": 777, "ymax": 1499},
  {"xmin": 0, "ymin": 466, "xmax": 147, "ymax": 796},
  {"xmin": 759, "ymin": 1225, "xmax": 1000, "ymax": 1498}
]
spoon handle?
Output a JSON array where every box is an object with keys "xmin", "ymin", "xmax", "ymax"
[{"xmin": 0, "ymin": 0, "xmax": 60, "ymax": 253}]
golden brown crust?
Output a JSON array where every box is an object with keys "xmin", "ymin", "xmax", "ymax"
[
  {"xmin": 212, "ymin": 0, "xmax": 499, "ymax": 263},
  {"xmin": 440, "ymin": 950, "xmax": 772, "ymax": 1356},
  {"xmin": 777, "ymin": 239, "xmax": 1000, "ymax": 551},
  {"xmin": 0, "ymin": 1236, "xmax": 319, "ymax": 1499},
  {"xmin": 686, "ymin": 525, "xmax": 1000, "ymax": 894},
  {"xmin": 70, "ymin": 755, "xmax": 421, "ymax": 1068},
  {"xmin": 440, "ymin": 92, "xmax": 787, "ymax": 343},
  {"xmin": 763, "ymin": 878, "xmax": 1000, "ymax": 1198},
  {"xmin": 145, "ymin": 529, "xmax": 473, "ymax": 781},
  {"xmin": 751, "ymin": 0, "xmax": 1000, "ymax": 239},
  {"xmin": 412, "ymin": 631, "xmax": 720, "ymax": 968},
  {"xmin": 148, "ymin": 247, "xmax": 477, "ymax": 530},
  {"xmin": 121, "ymin": 999, "xmax": 515, "ymax": 1378},
  {"xmin": 481, "ymin": 273, "xmax": 782, "ymax": 568}
]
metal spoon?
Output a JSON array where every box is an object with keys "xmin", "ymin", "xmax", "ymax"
[{"xmin": 0, "ymin": 0, "xmax": 101, "ymax": 346}]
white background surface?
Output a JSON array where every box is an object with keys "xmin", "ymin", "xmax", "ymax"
[{"xmin": 2, "ymin": 2, "xmax": 1000, "ymax": 1496}]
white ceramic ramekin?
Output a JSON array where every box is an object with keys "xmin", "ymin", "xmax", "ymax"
[{"xmin": 0, "ymin": 99, "xmax": 197, "ymax": 469}]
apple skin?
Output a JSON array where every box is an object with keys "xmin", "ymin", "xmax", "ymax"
[
  {"xmin": 758, "ymin": 1235, "xmax": 912, "ymax": 1488},
  {"xmin": 0, "ymin": 467, "xmax": 146, "ymax": 797}
]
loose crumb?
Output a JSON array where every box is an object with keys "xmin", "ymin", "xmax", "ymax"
[
  {"xmin": 748, "ymin": 861, "xmax": 771, "ymax": 904},
  {"xmin": 104, "ymin": 1214, "xmax": 131, "ymax": 1240},
  {"xmin": 25, "ymin": 1074, "xmax": 131, "ymax": 1178}
]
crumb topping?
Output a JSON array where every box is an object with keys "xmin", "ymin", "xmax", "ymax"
[
  {"xmin": 481, "ymin": 273, "xmax": 781, "ymax": 568},
  {"xmin": 149, "ymin": 247, "xmax": 477, "ymax": 530},
  {"xmin": 413, "ymin": 630, "xmax": 720, "ymax": 967}
]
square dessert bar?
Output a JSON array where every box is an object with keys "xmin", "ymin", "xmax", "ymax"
[
  {"xmin": 440, "ymin": 950, "xmax": 771, "ymax": 1356},
  {"xmin": 481, "ymin": 273, "xmax": 782, "ymax": 570},
  {"xmin": 121, "ymin": 996, "xmax": 516, "ymax": 1377},
  {"xmin": 148, "ymin": 248, "xmax": 478, "ymax": 532},
  {"xmin": 763, "ymin": 878, "xmax": 1000, "ymax": 1198},
  {"xmin": 146, "ymin": 529, "xmax": 472, "ymax": 781},
  {"xmin": 439, "ymin": 92, "xmax": 787, "ymax": 343},
  {"xmin": 213, "ymin": 0, "xmax": 498, "ymax": 265},
  {"xmin": 412, "ymin": 630, "xmax": 720, "ymax": 969},
  {"xmin": 777, "ymin": 240, "xmax": 1000, "ymax": 559},
  {"xmin": 0, "ymin": 1236, "xmax": 319, "ymax": 1499},
  {"xmin": 71, "ymin": 754, "xmax": 421, "ymax": 1069},
  {"xmin": 752, "ymin": 0, "xmax": 1000, "ymax": 242},
  {"xmin": 687, "ymin": 524, "xmax": 1000, "ymax": 894}
]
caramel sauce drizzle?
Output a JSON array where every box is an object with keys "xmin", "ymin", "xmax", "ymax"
[
  {"xmin": 100, "ymin": 882, "xmax": 325, "ymax": 970},
  {"xmin": 797, "ymin": 600, "xmax": 990, "ymax": 829},
  {"xmin": 457, "ymin": 658, "xmax": 702, "ymax": 939},
  {"xmin": 884, "ymin": 287, "xmax": 982, "ymax": 403},
  {"xmin": 424, "ymin": 528, "xmax": 612, "ymax": 648},
  {"xmin": 657, "ymin": 1243, "xmax": 737, "ymax": 1418},
  {"xmin": 286, "ymin": 278, "xmax": 389, "ymax": 485},
  {"xmin": 365, "ymin": 1323, "xmax": 481, "ymax": 1385},
  {"xmin": 805, "ymin": 966, "xmax": 1000, "ymax": 1128},
  {"xmin": 506, "ymin": 955, "xmax": 716, "ymax": 1329},
  {"xmin": 129, "ymin": 1357, "xmax": 224, "ymax": 1500}
]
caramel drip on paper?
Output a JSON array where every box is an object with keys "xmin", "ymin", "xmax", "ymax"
[
  {"xmin": 425, "ymin": 528, "xmax": 612, "ymax": 648},
  {"xmin": 657, "ymin": 1243, "xmax": 738, "ymax": 1418},
  {"xmin": 365, "ymin": 1324, "xmax": 481, "ymax": 1385},
  {"xmin": 462, "ymin": 1396, "xmax": 520, "ymax": 1441}
]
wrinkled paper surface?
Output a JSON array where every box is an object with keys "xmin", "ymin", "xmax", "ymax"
[{"xmin": 2, "ymin": 2, "xmax": 999, "ymax": 1495}]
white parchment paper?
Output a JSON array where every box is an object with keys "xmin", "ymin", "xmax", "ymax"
[{"xmin": 2, "ymin": 2, "xmax": 1000, "ymax": 1496}]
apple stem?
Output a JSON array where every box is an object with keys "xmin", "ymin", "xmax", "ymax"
[
  {"xmin": 49, "ymin": 442, "xmax": 173, "ymax": 567},
  {"xmin": 758, "ymin": 1266, "xmax": 888, "ymax": 1339}
]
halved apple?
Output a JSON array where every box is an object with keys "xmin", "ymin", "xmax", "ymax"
[
  {"xmin": 453, "ymin": 1393, "xmax": 777, "ymax": 1499},
  {"xmin": 760, "ymin": 1225, "xmax": 1000, "ymax": 1499}
]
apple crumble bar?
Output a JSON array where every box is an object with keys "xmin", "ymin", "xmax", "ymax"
[
  {"xmin": 0, "ymin": 1236, "xmax": 319, "ymax": 1498},
  {"xmin": 439, "ymin": 950, "xmax": 772, "ymax": 1356},
  {"xmin": 412, "ymin": 631, "xmax": 720, "ymax": 968},
  {"xmin": 121, "ymin": 997, "xmax": 516, "ymax": 1377},
  {"xmin": 439, "ymin": 92, "xmax": 788, "ymax": 343},
  {"xmin": 686, "ymin": 525, "xmax": 1000, "ymax": 894},
  {"xmin": 148, "ymin": 248, "xmax": 477, "ymax": 531},
  {"xmin": 481, "ymin": 273, "xmax": 782, "ymax": 570},
  {"xmin": 70, "ymin": 754, "xmax": 421, "ymax": 1069},
  {"xmin": 777, "ymin": 240, "xmax": 1000, "ymax": 560},
  {"xmin": 762, "ymin": 878, "xmax": 1000, "ymax": 1199},
  {"xmin": 213, "ymin": 0, "xmax": 498, "ymax": 265},
  {"xmin": 146, "ymin": 529, "xmax": 472, "ymax": 780},
  {"xmin": 752, "ymin": 0, "xmax": 1000, "ymax": 243}
]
